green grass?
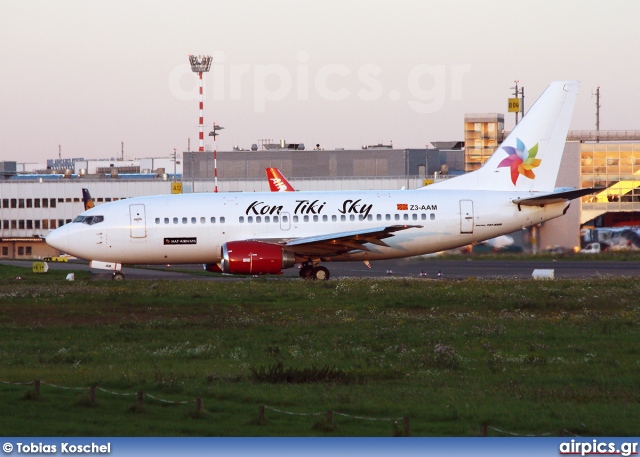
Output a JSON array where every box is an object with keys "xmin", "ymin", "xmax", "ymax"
[{"xmin": 1, "ymin": 264, "xmax": 639, "ymax": 436}]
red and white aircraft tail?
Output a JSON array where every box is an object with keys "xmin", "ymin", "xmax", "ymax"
[{"xmin": 266, "ymin": 168, "xmax": 295, "ymax": 192}]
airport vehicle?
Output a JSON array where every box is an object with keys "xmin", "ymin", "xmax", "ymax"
[
  {"xmin": 46, "ymin": 81, "xmax": 596, "ymax": 280},
  {"xmin": 579, "ymin": 242, "xmax": 604, "ymax": 254}
]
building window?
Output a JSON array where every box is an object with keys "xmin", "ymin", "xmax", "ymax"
[
  {"xmin": 11, "ymin": 220, "xmax": 16, "ymax": 229},
  {"xmin": 2, "ymin": 220, "xmax": 8, "ymax": 229},
  {"xmin": 58, "ymin": 219, "xmax": 64, "ymax": 227},
  {"xmin": 11, "ymin": 199, "xmax": 16, "ymax": 208},
  {"xmin": 50, "ymin": 220, "xmax": 57, "ymax": 229},
  {"xmin": 2, "ymin": 199, "xmax": 8, "ymax": 208},
  {"xmin": 65, "ymin": 198, "xmax": 72, "ymax": 203},
  {"xmin": 27, "ymin": 220, "xmax": 33, "ymax": 229},
  {"xmin": 1, "ymin": 247, "xmax": 8, "ymax": 256},
  {"xmin": 27, "ymin": 199, "xmax": 32, "ymax": 208},
  {"xmin": 19, "ymin": 199, "xmax": 24, "ymax": 208},
  {"xmin": 35, "ymin": 220, "xmax": 40, "ymax": 229},
  {"xmin": 50, "ymin": 199, "xmax": 56, "ymax": 208},
  {"xmin": 34, "ymin": 199, "xmax": 40, "ymax": 208},
  {"xmin": 42, "ymin": 199, "xmax": 48, "ymax": 208},
  {"xmin": 18, "ymin": 246, "xmax": 24, "ymax": 256},
  {"xmin": 43, "ymin": 220, "xmax": 49, "ymax": 230},
  {"xmin": 26, "ymin": 246, "xmax": 32, "ymax": 255}
]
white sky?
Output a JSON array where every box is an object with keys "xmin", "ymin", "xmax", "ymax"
[{"xmin": 1, "ymin": 0, "xmax": 639, "ymax": 164}]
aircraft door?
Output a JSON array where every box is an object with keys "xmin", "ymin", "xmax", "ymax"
[
  {"xmin": 129, "ymin": 204, "xmax": 147, "ymax": 238},
  {"xmin": 280, "ymin": 212, "xmax": 291, "ymax": 231},
  {"xmin": 459, "ymin": 200, "xmax": 474, "ymax": 234}
]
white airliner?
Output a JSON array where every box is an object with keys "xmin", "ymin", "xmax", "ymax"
[{"xmin": 46, "ymin": 81, "xmax": 596, "ymax": 280}]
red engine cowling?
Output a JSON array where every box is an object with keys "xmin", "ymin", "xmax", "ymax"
[{"xmin": 221, "ymin": 241, "xmax": 296, "ymax": 275}]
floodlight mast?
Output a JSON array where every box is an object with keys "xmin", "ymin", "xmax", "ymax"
[
  {"xmin": 209, "ymin": 123, "xmax": 224, "ymax": 193},
  {"xmin": 188, "ymin": 55, "xmax": 212, "ymax": 152}
]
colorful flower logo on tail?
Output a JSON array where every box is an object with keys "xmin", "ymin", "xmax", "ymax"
[{"xmin": 497, "ymin": 138, "xmax": 541, "ymax": 185}]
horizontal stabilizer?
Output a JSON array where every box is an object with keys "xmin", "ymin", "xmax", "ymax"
[{"xmin": 512, "ymin": 187, "xmax": 600, "ymax": 207}]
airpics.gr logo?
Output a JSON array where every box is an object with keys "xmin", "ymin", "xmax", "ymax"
[{"xmin": 497, "ymin": 138, "xmax": 541, "ymax": 185}]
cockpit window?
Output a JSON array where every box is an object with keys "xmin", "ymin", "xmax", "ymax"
[{"xmin": 73, "ymin": 215, "xmax": 104, "ymax": 225}]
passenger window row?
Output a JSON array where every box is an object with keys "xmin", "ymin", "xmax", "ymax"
[
  {"xmin": 154, "ymin": 216, "xmax": 227, "ymax": 225},
  {"xmin": 237, "ymin": 213, "xmax": 436, "ymax": 223}
]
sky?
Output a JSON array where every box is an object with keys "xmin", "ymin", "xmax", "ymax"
[{"xmin": 1, "ymin": 0, "xmax": 639, "ymax": 164}]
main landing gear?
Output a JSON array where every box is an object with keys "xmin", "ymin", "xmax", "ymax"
[
  {"xmin": 299, "ymin": 262, "xmax": 330, "ymax": 281},
  {"xmin": 112, "ymin": 271, "xmax": 125, "ymax": 281}
]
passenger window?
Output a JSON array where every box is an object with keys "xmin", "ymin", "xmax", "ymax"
[
  {"xmin": 164, "ymin": 218, "xmax": 169, "ymax": 224},
  {"xmin": 248, "ymin": 216, "xmax": 253, "ymax": 223},
  {"xmin": 173, "ymin": 217, "xmax": 178, "ymax": 224},
  {"xmin": 358, "ymin": 215, "xmax": 364, "ymax": 221},
  {"xmin": 210, "ymin": 217, "xmax": 216, "ymax": 223},
  {"xmin": 155, "ymin": 218, "xmax": 160, "ymax": 224},
  {"xmin": 332, "ymin": 215, "xmax": 337, "ymax": 222},
  {"xmin": 367, "ymin": 215, "xmax": 372, "ymax": 221},
  {"xmin": 265, "ymin": 216, "xmax": 270, "ymax": 223},
  {"xmin": 395, "ymin": 214, "xmax": 400, "ymax": 220},
  {"xmin": 350, "ymin": 215, "xmax": 355, "ymax": 221},
  {"xmin": 220, "ymin": 217, "xmax": 225, "ymax": 223},
  {"xmin": 313, "ymin": 215, "xmax": 318, "ymax": 222},
  {"xmin": 412, "ymin": 214, "xmax": 417, "ymax": 220},
  {"xmin": 293, "ymin": 216, "xmax": 298, "ymax": 222},
  {"xmin": 403, "ymin": 214, "xmax": 409, "ymax": 221},
  {"xmin": 273, "ymin": 216, "xmax": 279, "ymax": 223},
  {"xmin": 421, "ymin": 214, "xmax": 426, "ymax": 220},
  {"xmin": 303, "ymin": 215, "xmax": 309, "ymax": 222},
  {"xmin": 182, "ymin": 217, "xmax": 187, "ymax": 224},
  {"xmin": 322, "ymin": 215, "xmax": 328, "ymax": 222},
  {"xmin": 191, "ymin": 217, "xmax": 196, "ymax": 224},
  {"xmin": 341, "ymin": 215, "xmax": 346, "ymax": 222},
  {"xmin": 239, "ymin": 216, "xmax": 245, "ymax": 223},
  {"xmin": 430, "ymin": 214, "xmax": 435, "ymax": 220},
  {"xmin": 256, "ymin": 216, "xmax": 261, "ymax": 223},
  {"xmin": 386, "ymin": 214, "xmax": 391, "ymax": 221}
]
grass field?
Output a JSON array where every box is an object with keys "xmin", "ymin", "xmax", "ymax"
[{"xmin": 1, "ymin": 263, "xmax": 639, "ymax": 436}]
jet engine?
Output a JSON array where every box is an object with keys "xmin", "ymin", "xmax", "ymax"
[{"xmin": 221, "ymin": 241, "xmax": 296, "ymax": 275}]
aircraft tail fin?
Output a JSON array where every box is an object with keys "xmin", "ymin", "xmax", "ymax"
[
  {"xmin": 266, "ymin": 168, "xmax": 296, "ymax": 192},
  {"xmin": 427, "ymin": 81, "xmax": 579, "ymax": 192},
  {"xmin": 82, "ymin": 188, "xmax": 95, "ymax": 210}
]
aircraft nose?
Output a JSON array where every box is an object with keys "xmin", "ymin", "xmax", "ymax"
[{"xmin": 45, "ymin": 226, "xmax": 71, "ymax": 253}]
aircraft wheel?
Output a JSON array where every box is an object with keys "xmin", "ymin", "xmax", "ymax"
[
  {"xmin": 312, "ymin": 266, "xmax": 330, "ymax": 281},
  {"xmin": 299, "ymin": 264, "xmax": 314, "ymax": 279},
  {"xmin": 112, "ymin": 271, "xmax": 125, "ymax": 281}
]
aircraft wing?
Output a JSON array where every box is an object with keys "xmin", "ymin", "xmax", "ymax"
[
  {"xmin": 512, "ymin": 187, "xmax": 600, "ymax": 207},
  {"xmin": 277, "ymin": 224, "xmax": 422, "ymax": 257}
]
